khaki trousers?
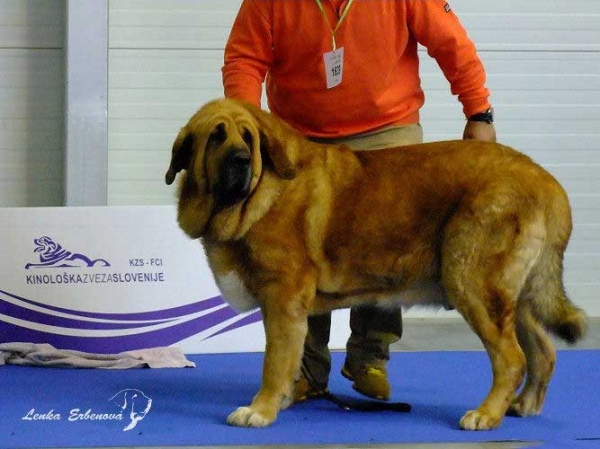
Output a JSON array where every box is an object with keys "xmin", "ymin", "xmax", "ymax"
[{"xmin": 302, "ymin": 124, "xmax": 424, "ymax": 388}]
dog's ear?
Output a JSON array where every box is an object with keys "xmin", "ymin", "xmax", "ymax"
[
  {"xmin": 165, "ymin": 129, "xmax": 194, "ymax": 185},
  {"xmin": 259, "ymin": 130, "xmax": 297, "ymax": 180},
  {"xmin": 245, "ymin": 105, "xmax": 298, "ymax": 180}
]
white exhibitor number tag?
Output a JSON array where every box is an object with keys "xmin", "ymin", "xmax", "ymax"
[{"xmin": 324, "ymin": 47, "xmax": 344, "ymax": 89}]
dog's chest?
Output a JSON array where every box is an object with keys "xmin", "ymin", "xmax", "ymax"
[{"xmin": 214, "ymin": 271, "xmax": 259, "ymax": 312}]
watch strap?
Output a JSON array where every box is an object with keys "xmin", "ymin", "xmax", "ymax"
[{"xmin": 468, "ymin": 107, "xmax": 494, "ymax": 124}]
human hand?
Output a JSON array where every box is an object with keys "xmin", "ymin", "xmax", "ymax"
[{"xmin": 462, "ymin": 121, "xmax": 496, "ymax": 142}]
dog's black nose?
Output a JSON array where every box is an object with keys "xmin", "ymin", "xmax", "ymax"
[
  {"xmin": 214, "ymin": 149, "xmax": 253, "ymax": 208},
  {"xmin": 229, "ymin": 150, "xmax": 251, "ymax": 168}
]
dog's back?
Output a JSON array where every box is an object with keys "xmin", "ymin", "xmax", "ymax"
[
  {"xmin": 315, "ymin": 139, "xmax": 586, "ymax": 428},
  {"xmin": 332, "ymin": 140, "xmax": 585, "ymax": 337}
]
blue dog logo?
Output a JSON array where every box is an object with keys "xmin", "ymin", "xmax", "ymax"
[{"xmin": 25, "ymin": 236, "xmax": 110, "ymax": 269}]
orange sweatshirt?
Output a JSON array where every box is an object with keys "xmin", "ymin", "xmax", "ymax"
[{"xmin": 223, "ymin": 0, "xmax": 491, "ymax": 138}]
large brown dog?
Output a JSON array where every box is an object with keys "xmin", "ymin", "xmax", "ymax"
[{"xmin": 165, "ymin": 98, "xmax": 586, "ymax": 430}]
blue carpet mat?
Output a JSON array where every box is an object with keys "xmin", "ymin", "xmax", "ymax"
[{"xmin": 1, "ymin": 350, "xmax": 598, "ymax": 448}]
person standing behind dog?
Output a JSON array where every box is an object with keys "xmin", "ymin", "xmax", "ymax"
[{"xmin": 222, "ymin": 0, "xmax": 496, "ymax": 403}]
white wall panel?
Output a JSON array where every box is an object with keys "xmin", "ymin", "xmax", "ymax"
[
  {"xmin": 107, "ymin": 0, "xmax": 599, "ymax": 315},
  {"xmin": 0, "ymin": 0, "xmax": 64, "ymax": 48},
  {"xmin": 109, "ymin": 0, "xmax": 242, "ymax": 49},
  {"xmin": 0, "ymin": 0, "xmax": 64, "ymax": 207},
  {"xmin": 108, "ymin": 48, "xmax": 226, "ymax": 204},
  {"xmin": 108, "ymin": 0, "xmax": 242, "ymax": 205},
  {"xmin": 454, "ymin": 0, "xmax": 600, "ymax": 50}
]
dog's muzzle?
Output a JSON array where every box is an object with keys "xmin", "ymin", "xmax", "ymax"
[{"xmin": 214, "ymin": 149, "xmax": 253, "ymax": 208}]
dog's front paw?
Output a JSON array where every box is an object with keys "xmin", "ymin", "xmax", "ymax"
[
  {"xmin": 226, "ymin": 406, "xmax": 274, "ymax": 427},
  {"xmin": 459, "ymin": 409, "xmax": 502, "ymax": 430}
]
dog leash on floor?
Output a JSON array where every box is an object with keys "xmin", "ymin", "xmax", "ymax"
[{"xmin": 300, "ymin": 363, "xmax": 412, "ymax": 413}]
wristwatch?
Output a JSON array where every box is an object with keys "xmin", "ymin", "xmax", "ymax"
[{"xmin": 468, "ymin": 107, "xmax": 494, "ymax": 124}]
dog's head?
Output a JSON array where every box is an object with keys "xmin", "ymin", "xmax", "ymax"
[
  {"xmin": 110, "ymin": 389, "xmax": 152, "ymax": 431},
  {"xmin": 165, "ymin": 99, "xmax": 299, "ymax": 241}
]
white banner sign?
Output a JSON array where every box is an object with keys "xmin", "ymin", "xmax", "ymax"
[{"xmin": 0, "ymin": 206, "xmax": 350, "ymax": 354}]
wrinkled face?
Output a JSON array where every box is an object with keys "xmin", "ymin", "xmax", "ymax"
[{"xmin": 165, "ymin": 99, "xmax": 296, "ymax": 241}]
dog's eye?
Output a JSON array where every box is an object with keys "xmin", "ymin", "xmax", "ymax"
[
  {"xmin": 242, "ymin": 129, "xmax": 253, "ymax": 148},
  {"xmin": 209, "ymin": 123, "xmax": 226, "ymax": 146}
]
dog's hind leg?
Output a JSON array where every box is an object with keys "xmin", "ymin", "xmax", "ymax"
[
  {"xmin": 509, "ymin": 243, "xmax": 586, "ymax": 417},
  {"xmin": 441, "ymin": 207, "xmax": 548, "ymax": 430},
  {"xmin": 449, "ymin": 286, "xmax": 526, "ymax": 430},
  {"xmin": 509, "ymin": 297, "xmax": 556, "ymax": 417}
]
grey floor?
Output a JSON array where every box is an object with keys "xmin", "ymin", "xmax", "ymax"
[
  {"xmin": 394, "ymin": 316, "xmax": 600, "ymax": 351},
  {"xmin": 63, "ymin": 317, "xmax": 600, "ymax": 449}
]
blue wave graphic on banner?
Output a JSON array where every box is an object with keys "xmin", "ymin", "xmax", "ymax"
[{"xmin": 0, "ymin": 289, "xmax": 262, "ymax": 353}]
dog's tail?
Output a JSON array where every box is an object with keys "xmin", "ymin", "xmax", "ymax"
[
  {"xmin": 522, "ymin": 182, "xmax": 587, "ymax": 344},
  {"xmin": 525, "ymin": 253, "xmax": 586, "ymax": 344}
]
